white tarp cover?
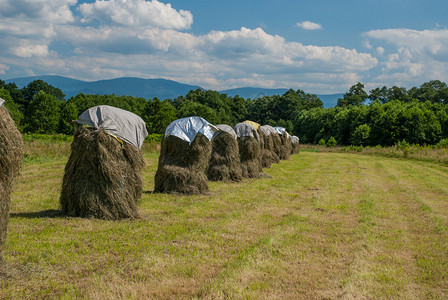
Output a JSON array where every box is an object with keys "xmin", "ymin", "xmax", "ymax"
[
  {"xmin": 274, "ymin": 126, "xmax": 291, "ymax": 139},
  {"xmin": 234, "ymin": 122, "xmax": 260, "ymax": 141},
  {"xmin": 0, "ymin": 97, "xmax": 5, "ymax": 107},
  {"xmin": 214, "ymin": 124, "xmax": 237, "ymax": 139},
  {"xmin": 291, "ymin": 136, "xmax": 300, "ymax": 145},
  {"xmin": 164, "ymin": 116, "xmax": 217, "ymax": 144},
  {"xmin": 76, "ymin": 105, "xmax": 148, "ymax": 149},
  {"xmin": 260, "ymin": 125, "xmax": 276, "ymax": 136}
]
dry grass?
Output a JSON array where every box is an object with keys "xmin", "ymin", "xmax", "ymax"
[{"xmin": 1, "ymin": 139, "xmax": 447, "ymax": 299}]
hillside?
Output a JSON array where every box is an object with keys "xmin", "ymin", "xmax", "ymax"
[{"xmin": 5, "ymin": 75, "xmax": 342, "ymax": 107}]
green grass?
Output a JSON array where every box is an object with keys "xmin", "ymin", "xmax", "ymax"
[{"xmin": 1, "ymin": 142, "xmax": 448, "ymax": 299}]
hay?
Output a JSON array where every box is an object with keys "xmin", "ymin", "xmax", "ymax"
[
  {"xmin": 208, "ymin": 130, "xmax": 242, "ymax": 182},
  {"xmin": 238, "ymin": 136, "xmax": 262, "ymax": 178},
  {"xmin": 60, "ymin": 126, "xmax": 145, "ymax": 220},
  {"xmin": 0, "ymin": 106, "xmax": 23, "ymax": 254},
  {"xmin": 291, "ymin": 136, "xmax": 300, "ymax": 154},
  {"xmin": 154, "ymin": 133, "xmax": 211, "ymax": 194},
  {"xmin": 234, "ymin": 123, "xmax": 262, "ymax": 178},
  {"xmin": 278, "ymin": 133, "xmax": 292, "ymax": 160},
  {"xmin": 271, "ymin": 132, "xmax": 282, "ymax": 161},
  {"xmin": 258, "ymin": 127, "xmax": 276, "ymax": 168}
]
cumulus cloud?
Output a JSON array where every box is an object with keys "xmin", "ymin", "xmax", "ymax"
[
  {"xmin": 0, "ymin": 0, "xmax": 380, "ymax": 93},
  {"xmin": 296, "ymin": 21, "xmax": 322, "ymax": 30},
  {"xmin": 363, "ymin": 28, "xmax": 448, "ymax": 86},
  {"xmin": 78, "ymin": 0, "xmax": 193, "ymax": 30},
  {"xmin": 364, "ymin": 28, "xmax": 448, "ymax": 60},
  {"xmin": 0, "ymin": 0, "xmax": 76, "ymax": 23},
  {"xmin": 12, "ymin": 44, "xmax": 49, "ymax": 58}
]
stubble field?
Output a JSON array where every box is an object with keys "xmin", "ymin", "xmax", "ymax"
[{"xmin": 1, "ymin": 141, "xmax": 447, "ymax": 299}]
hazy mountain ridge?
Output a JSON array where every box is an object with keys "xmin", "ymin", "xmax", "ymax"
[{"xmin": 5, "ymin": 75, "xmax": 342, "ymax": 108}]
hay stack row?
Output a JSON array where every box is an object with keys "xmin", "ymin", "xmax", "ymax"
[
  {"xmin": 1, "ymin": 103, "xmax": 301, "ymax": 231},
  {"xmin": 0, "ymin": 98, "xmax": 23, "ymax": 256},
  {"xmin": 154, "ymin": 117, "xmax": 299, "ymax": 195}
]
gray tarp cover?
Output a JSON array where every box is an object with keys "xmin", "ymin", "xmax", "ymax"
[
  {"xmin": 165, "ymin": 116, "xmax": 217, "ymax": 144},
  {"xmin": 274, "ymin": 126, "xmax": 291, "ymax": 139},
  {"xmin": 0, "ymin": 97, "xmax": 5, "ymax": 107},
  {"xmin": 234, "ymin": 122, "xmax": 260, "ymax": 141},
  {"xmin": 214, "ymin": 124, "xmax": 237, "ymax": 139},
  {"xmin": 76, "ymin": 105, "xmax": 148, "ymax": 149},
  {"xmin": 260, "ymin": 125, "xmax": 276, "ymax": 136},
  {"xmin": 291, "ymin": 136, "xmax": 300, "ymax": 145}
]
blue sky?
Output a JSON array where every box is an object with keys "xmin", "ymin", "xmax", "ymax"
[{"xmin": 0, "ymin": 0, "xmax": 447, "ymax": 94}]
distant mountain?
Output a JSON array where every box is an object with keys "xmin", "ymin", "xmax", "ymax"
[
  {"xmin": 5, "ymin": 75, "xmax": 202, "ymax": 100},
  {"xmin": 317, "ymin": 93, "xmax": 344, "ymax": 108},
  {"xmin": 220, "ymin": 87, "xmax": 290, "ymax": 99},
  {"xmin": 4, "ymin": 75, "xmax": 342, "ymax": 107},
  {"xmin": 221, "ymin": 87, "xmax": 342, "ymax": 108}
]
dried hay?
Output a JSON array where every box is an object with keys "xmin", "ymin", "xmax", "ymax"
[
  {"xmin": 60, "ymin": 126, "xmax": 145, "ymax": 220},
  {"xmin": 238, "ymin": 136, "xmax": 262, "ymax": 178},
  {"xmin": 258, "ymin": 127, "xmax": 276, "ymax": 168},
  {"xmin": 0, "ymin": 106, "xmax": 23, "ymax": 254},
  {"xmin": 271, "ymin": 132, "xmax": 282, "ymax": 161},
  {"xmin": 208, "ymin": 131, "xmax": 242, "ymax": 182},
  {"xmin": 278, "ymin": 133, "xmax": 292, "ymax": 160},
  {"xmin": 291, "ymin": 136, "xmax": 300, "ymax": 154},
  {"xmin": 154, "ymin": 133, "xmax": 211, "ymax": 194}
]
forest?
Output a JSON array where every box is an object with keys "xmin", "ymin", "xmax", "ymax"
[{"xmin": 1, "ymin": 78, "xmax": 448, "ymax": 146}]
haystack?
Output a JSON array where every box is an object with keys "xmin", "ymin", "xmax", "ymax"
[
  {"xmin": 154, "ymin": 117, "xmax": 215, "ymax": 194},
  {"xmin": 259, "ymin": 125, "xmax": 280, "ymax": 165},
  {"xmin": 260, "ymin": 125, "xmax": 282, "ymax": 164},
  {"xmin": 291, "ymin": 136, "xmax": 300, "ymax": 154},
  {"xmin": 234, "ymin": 122, "xmax": 262, "ymax": 178},
  {"xmin": 0, "ymin": 99, "xmax": 23, "ymax": 254},
  {"xmin": 274, "ymin": 127, "xmax": 292, "ymax": 160},
  {"xmin": 60, "ymin": 105, "xmax": 148, "ymax": 220},
  {"xmin": 208, "ymin": 124, "xmax": 242, "ymax": 182}
]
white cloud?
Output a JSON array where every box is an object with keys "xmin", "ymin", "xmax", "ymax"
[
  {"xmin": 0, "ymin": 0, "xmax": 76, "ymax": 23},
  {"xmin": 363, "ymin": 28, "xmax": 448, "ymax": 86},
  {"xmin": 78, "ymin": 0, "xmax": 193, "ymax": 30},
  {"xmin": 0, "ymin": 0, "xmax": 381, "ymax": 93},
  {"xmin": 12, "ymin": 44, "xmax": 49, "ymax": 58},
  {"xmin": 296, "ymin": 21, "xmax": 322, "ymax": 30},
  {"xmin": 376, "ymin": 46, "xmax": 385, "ymax": 56}
]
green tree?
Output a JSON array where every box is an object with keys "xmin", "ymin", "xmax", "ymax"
[
  {"xmin": 21, "ymin": 80, "xmax": 65, "ymax": 111},
  {"xmin": 176, "ymin": 100, "xmax": 219, "ymax": 124},
  {"xmin": 59, "ymin": 102, "xmax": 78, "ymax": 135},
  {"xmin": 351, "ymin": 124, "xmax": 371, "ymax": 146},
  {"xmin": 337, "ymin": 82, "xmax": 368, "ymax": 107},
  {"xmin": 24, "ymin": 91, "xmax": 60, "ymax": 133},
  {"xmin": 143, "ymin": 98, "xmax": 176, "ymax": 134},
  {"xmin": 409, "ymin": 80, "xmax": 448, "ymax": 104}
]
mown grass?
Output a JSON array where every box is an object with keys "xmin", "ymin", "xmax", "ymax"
[{"xmin": 1, "ymin": 140, "xmax": 447, "ymax": 299}]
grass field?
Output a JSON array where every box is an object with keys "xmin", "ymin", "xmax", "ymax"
[{"xmin": 1, "ymin": 143, "xmax": 448, "ymax": 299}]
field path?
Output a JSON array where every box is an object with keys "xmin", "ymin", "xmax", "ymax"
[{"xmin": 1, "ymin": 152, "xmax": 447, "ymax": 299}]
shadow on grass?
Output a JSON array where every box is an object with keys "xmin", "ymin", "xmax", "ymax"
[{"xmin": 10, "ymin": 209, "xmax": 65, "ymax": 219}]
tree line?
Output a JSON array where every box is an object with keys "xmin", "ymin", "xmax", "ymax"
[{"xmin": 1, "ymin": 79, "xmax": 448, "ymax": 146}]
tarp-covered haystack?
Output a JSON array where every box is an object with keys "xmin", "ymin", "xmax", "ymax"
[
  {"xmin": 258, "ymin": 125, "xmax": 280, "ymax": 168},
  {"xmin": 260, "ymin": 125, "xmax": 282, "ymax": 164},
  {"xmin": 155, "ymin": 116, "xmax": 216, "ymax": 194},
  {"xmin": 291, "ymin": 135, "xmax": 300, "ymax": 154},
  {"xmin": 0, "ymin": 98, "xmax": 23, "ymax": 253},
  {"xmin": 274, "ymin": 127, "xmax": 292, "ymax": 160},
  {"xmin": 60, "ymin": 105, "xmax": 148, "ymax": 220},
  {"xmin": 234, "ymin": 122, "xmax": 261, "ymax": 178},
  {"xmin": 208, "ymin": 124, "xmax": 242, "ymax": 182}
]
